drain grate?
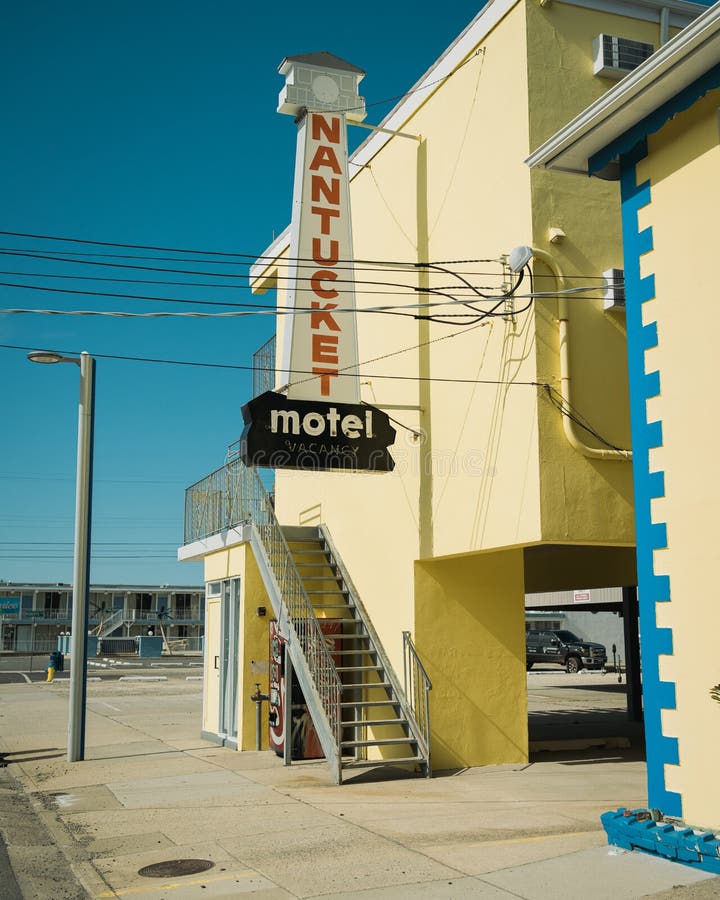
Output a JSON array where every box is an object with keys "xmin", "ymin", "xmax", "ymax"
[{"xmin": 138, "ymin": 859, "xmax": 215, "ymax": 878}]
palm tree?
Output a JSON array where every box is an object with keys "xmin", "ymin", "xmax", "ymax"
[
  {"xmin": 89, "ymin": 599, "xmax": 110, "ymax": 637},
  {"xmin": 156, "ymin": 605, "xmax": 174, "ymax": 656}
]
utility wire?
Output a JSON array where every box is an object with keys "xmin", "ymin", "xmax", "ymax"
[
  {"xmin": 335, "ymin": 47, "xmax": 486, "ymax": 113},
  {"xmin": 0, "ymin": 264, "xmax": 517, "ymax": 302},
  {"xmin": 0, "ymin": 342, "xmax": 545, "ymax": 388},
  {"xmin": 0, "ymin": 229, "xmax": 502, "ymax": 269},
  {"xmin": 542, "ymin": 384, "xmax": 626, "ymax": 453},
  {"xmin": 0, "ymin": 268, "xmax": 504, "ymax": 297}
]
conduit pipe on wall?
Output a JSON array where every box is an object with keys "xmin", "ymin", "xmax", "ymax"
[{"xmin": 511, "ymin": 246, "xmax": 632, "ymax": 461}]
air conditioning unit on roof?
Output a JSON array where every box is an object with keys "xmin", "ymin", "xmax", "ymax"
[{"xmin": 593, "ymin": 34, "xmax": 654, "ymax": 79}]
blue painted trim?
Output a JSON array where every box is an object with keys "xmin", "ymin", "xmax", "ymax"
[
  {"xmin": 620, "ymin": 141, "xmax": 681, "ymax": 818},
  {"xmin": 590, "ymin": 64, "xmax": 720, "ymax": 175},
  {"xmin": 602, "ymin": 809, "xmax": 720, "ymax": 874}
]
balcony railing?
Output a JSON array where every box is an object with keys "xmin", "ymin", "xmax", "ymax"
[
  {"xmin": 1, "ymin": 609, "xmax": 72, "ymax": 621},
  {"xmin": 184, "ymin": 459, "xmax": 267, "ymax": 544},
  {"xmin": 252, "ymin": 334, "xmax": 276, "ymax": 398},
  {"xmin": 0, "ymin": 608, "xmax": 202, "ymax": 623}
]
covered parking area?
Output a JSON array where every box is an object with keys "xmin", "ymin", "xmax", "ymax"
[{"xmin": 414, "ymin": 541, "xmax": 641, "ymax": 771}]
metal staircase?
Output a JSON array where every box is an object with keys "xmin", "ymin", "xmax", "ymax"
[
  {"xmin": 280, "ymin": 523, "xmax": 431, "ymax": 781},
  {"xmin": 92, "ymin": 607, "xmax": 125, "ymax": 638},
  {"xmin": 185, "ymin": 457, "xmax": 431, "ymax": 784}
]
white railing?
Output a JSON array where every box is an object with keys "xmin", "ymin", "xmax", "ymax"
[
  {"xmin": 92, "ymin": 607, "xmax": 125, "ymax": 637},
  {"xmin": 402, "ymin": 631, "xmax": 432, "ymax": 775}
]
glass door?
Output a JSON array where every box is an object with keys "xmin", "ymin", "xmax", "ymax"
[{"xmin": 218, "ymin": 578, "xmax": 240, "ymax": 744}]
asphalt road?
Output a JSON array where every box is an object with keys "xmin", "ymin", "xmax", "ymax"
[{"xmin": 0, "ymin": 654, "xmax": 203, "ymax": 685}]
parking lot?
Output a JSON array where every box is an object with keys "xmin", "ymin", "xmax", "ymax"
[
  {"xmin": 0, "ymin": 654, "xmax": 203, "ymax": 685},
  {"xmin": 527, "ymin": 666, "xmax": 643, "ymax": 754},
  {"xmin": 1, "ymin": 654, "xmax": 642, "ymax": 752}
]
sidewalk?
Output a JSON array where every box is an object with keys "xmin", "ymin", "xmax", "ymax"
[{"xmin": 0, "ymin": 676, "xmax": 718, "ymax": 899}]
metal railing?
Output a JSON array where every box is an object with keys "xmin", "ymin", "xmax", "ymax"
[
  {"xmin": 184, "ymin": 459, "xmax": 342, "ymax": 770},
  {"xmin": 98, "ymin": 637, "xmax": 138, "ymax": 655},
  {"xmin": 3, "ymin": 609, "xmax": 72, "ymax": 621},
  {"xmin": 402, "ymin": 631, "xmax": 432, "ymax": 771},
  {"xmin": 251, "ymin": 472, "xmax": 342, "ymax": 753},
  {"xmin": 1, "ymin": 640, "xmax": 60, "ymax": 655},
  {"xmin": 92, "ymin": 607, "xmax": 125, "ymax": 637},
  {"xmin": 252, "ymin": 334, "xmax": 276, "ymax": 398},
  {"xmin": 184, "ymin": 457, "xmax": 266, "ymax": 544},
  {"xmin": 163, "ymin": 637, "xmax": 203, "ymax": 654}
]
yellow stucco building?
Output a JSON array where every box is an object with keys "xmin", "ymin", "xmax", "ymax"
[
  {"xmin": 528, "ymin": 0, "xmax": 720, "ymax": 835},
  {"xmin": 181, "ymin": 0, "xmax": 711, "ymax": 783}
]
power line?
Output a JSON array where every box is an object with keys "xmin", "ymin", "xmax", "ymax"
[
  {"xmin": 0, "ymin": 555, "xmax": 179, "ymax": 560},
  {"xmin": 0, "ymin": 266, "xmax": 519, "ymax": 298},
  {"xmin": 0, "ymin": 342, "xmax": 545, "ymax": 388},
  {"xmin": 335, "ymin": 47, "xmax": 486, "ymax": 113},
  {"xmin": 1, "ymin": 541, "xmax": 179, "ymax": 545},
  {"xmin": 0, "ymin": 229, "xmax": 499, "ymax": 269},
  {"xmin": 542, "ymin": 384, "xmax": 627, "ymax": 453}
]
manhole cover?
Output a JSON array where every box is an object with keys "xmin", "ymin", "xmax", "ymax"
[{"xmin": 138, "ymin": 859, "xmax": 215, "ymax": 878}]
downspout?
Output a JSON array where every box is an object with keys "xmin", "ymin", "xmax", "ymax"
[
  {"xmin": 660, "ymin": 7, "xmax": 670, "ymax": 47},
  {"xmin": 526, "ymin": 247, "xmax": 632, "ymax": 461}
]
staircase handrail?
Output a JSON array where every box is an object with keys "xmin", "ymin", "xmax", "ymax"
[
  {"xmin": 92, "ymin": 607, "xmax": 125, "ymax": 638},
  {"xmin": 402, "ymin": 630, "xmax": 432, "ymax": 773},
  {"xmin": 222, "ymin": 462, "xmax": 343, "ymax": 781},
  {"xmin": 318, "ymin": 524, "xmax": 432, "ymax": 774}
]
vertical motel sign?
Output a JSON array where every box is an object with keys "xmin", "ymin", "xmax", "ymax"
[{"xmin": 241, "ymin": 52, "xmax": 396, "ymax": 472}]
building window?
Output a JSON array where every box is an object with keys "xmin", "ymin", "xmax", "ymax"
[
  {"xmin": 134, "ymin": 593, "xmax": 152, "ymax": 615},
  {"xmin": 175, "ymin": 593, "xmax": 192, "ymax": 617},
  {"xmin": 42, "ymin": 591, "xmax": 61, "ymax": 611}
]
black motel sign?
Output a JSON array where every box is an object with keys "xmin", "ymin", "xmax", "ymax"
[{"xmin": 240, "ymin": 391, "xmax": 396, "ymax": 472}]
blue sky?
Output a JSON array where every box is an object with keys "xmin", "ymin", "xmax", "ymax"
[{"xmin": 1, "ymin": 1, "xmax": 486, "ymax": 586}]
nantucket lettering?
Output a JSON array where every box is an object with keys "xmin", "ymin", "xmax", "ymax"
[
  {"xmin": 282, "ymin": 103, "xmax": 360, "ymax": 405},
  {"xmin": 308, "ymin": 114, "xmax": 343, "ymax": 398}
]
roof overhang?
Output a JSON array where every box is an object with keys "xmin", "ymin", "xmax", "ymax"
[{"xmin": 526, "ymin": 1, "xmax": 720, "ymax": 176}]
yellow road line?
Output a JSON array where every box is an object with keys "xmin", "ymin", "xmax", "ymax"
[{"xmin": 96, "ymin": 870, "xmax": 255, "ymax": 897}]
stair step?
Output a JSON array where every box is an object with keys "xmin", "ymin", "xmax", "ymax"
[
  {"xmin": 342, "ymin": 682, "xmax": 392, "ymax": 691},
  {"xmin": 305, "ymin": 590, "xmax": 349, "ymax": 595},
  {"xmin": 298, "ymin": 576, "xmax": 343, "ymax": 582},
  {"xmin": 341, "ymin": 757, "xmax": 424, "ymax": 771},
  {"xmin": 311, "ymin": 604, "xmax": 353, "ymax": 610},
  {"xmin": 341, "ymin": 700, "xmax": 400, "ymax": 708},
  {"xmin": 342, "ymin": 738, "xmax": 418, "ymax": 749},
  {"xmin": 333, "ymin": 649, "xmax": 375, "ymax": 657},
  {"xmin": 344, "ymin": 718, "xmax": 408, "ymax": 728},
  {"xmin": 336, "ymin": 665, "xmax": 383, "ymax": 673}
]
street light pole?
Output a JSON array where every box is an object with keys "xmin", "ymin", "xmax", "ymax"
[{"xmin": 28, "ymin": 350, "xmax": 95, "ymax": 762}]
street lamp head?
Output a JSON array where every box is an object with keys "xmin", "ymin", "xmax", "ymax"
[{"xmin": 28, "ymin": 349, "xmax": 80, "ymax": 365}]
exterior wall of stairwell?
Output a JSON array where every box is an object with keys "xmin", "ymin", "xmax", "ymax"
[
  {"xmin": 202, "ymin": 545, "xmax": 272, "ymax": 752},
  {"xmin": 415, "ymin": 549, "xmax": 527, "ymax": 769}
]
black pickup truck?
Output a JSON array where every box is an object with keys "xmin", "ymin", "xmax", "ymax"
[{"xmin": 526, "ymin": 630, "xmax": 607, "ymax": 673}]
